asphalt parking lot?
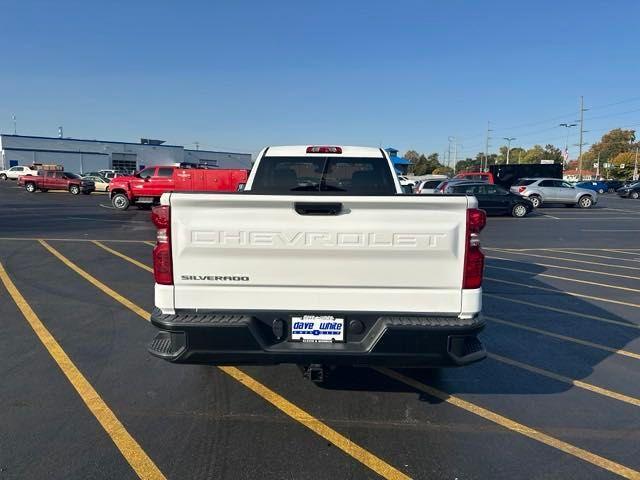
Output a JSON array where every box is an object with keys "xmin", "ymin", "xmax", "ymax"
[{"xmin": 2, "ymin": 181, "xmax": 640, "ymax": 480}]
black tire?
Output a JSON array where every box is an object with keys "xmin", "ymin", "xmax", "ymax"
[
  {"xmin": 0, "ymin": 174, "xmax": 7, "ymax": 181},
  {"xmin": 69, "ymin": 185, "xmax": 80, "ymax": 195},
  {"xmin": 529, "ymin": 195, "xmax": 542, "ymax": 208},
  {"xmin": 578, "ymin": 195, "xmax": 593, "ymax": 208},
  {"xmin": 25, "ymin": 182, "xmax": 36, "ymax": 193},
  {"xmin": 112, "ymin": 193, "xmax": 130, "ymax": 210},
  {"xmin": 631, "ymin": 191, "xmax": 640, "ymax": 200},
  {"xmin": 511, "ymin": 203, "xmax": 528, "ymax": 217}
]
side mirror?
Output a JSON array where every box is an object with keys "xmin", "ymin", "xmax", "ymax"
[{"xmin": 402, "ymin": 184, "xmax": 414, "ymax": 194}]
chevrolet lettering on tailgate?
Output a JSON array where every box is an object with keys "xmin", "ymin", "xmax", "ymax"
[{"xmin": 191, "ymin": 230, "xmax": 449, "ymax": 249}]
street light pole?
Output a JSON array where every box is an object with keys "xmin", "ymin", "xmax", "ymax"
[
  {"xmin": 559, "ymin": 122, "xmax": 577, "ymax": 164},
  {"xmin": 503, "ymin": 137, "xmax": 516, "ymax": 165}
]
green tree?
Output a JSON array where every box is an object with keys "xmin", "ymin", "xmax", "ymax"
[
  {"xmin": 610, "ymin": 151, "xmax": 637, "ymax": 179},
  {"xmin": 404, "ymin": 150, "xmax": 420, "ymax": 164},
  {"xmin": 543, "ymin": 144, "xmax": 563, "ymax": 163},
  {"xmin": 583, "ymin": 128, "xmax": 636, "ymax": 164},
  {"xmin": 521, "ymin": 145, "xmax": 546, "ymax": 164}
]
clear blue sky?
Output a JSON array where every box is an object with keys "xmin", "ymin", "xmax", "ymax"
[{"xmin": 2, "ymin": 0, "xmax": 639, "ymax": 160}]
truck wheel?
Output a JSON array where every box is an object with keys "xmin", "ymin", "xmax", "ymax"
[
  {"xmin": 631, "ymin": 191, "xmax": 639, "ymax": 200},
  {"xmin": 69, "ymin": 185, "xmax": 80, "ymax": 195},
  {"xmin": 25, "ymin": 182, "xmax": 36, "ymax": 193},
  {"xmin": 529, "ymin": 195, "xmax": 541, "ymax": 208},
  {"xmin": 511, "ymin": 204, "xmax": 528, "ymax": 217},
  {"xmin": 0, "ymin": 174, "xmax": 7, "ymax": 181},
  {"xmin": 112, "ymin": 193, "xmax": 130, "ymax": 210},
  {"xmin": 578, "ymin": 195, "xmax": 593, "ymax": 208}
]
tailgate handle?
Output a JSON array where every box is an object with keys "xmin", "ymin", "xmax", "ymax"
[{"xmin": 294, "ymin": 202, "xmax": 343, "ymax": 216}]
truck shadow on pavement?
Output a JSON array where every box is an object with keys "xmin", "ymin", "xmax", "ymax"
[{"xmin": 318, "ymin": 258, "xmax": 639, "ymax": 402}]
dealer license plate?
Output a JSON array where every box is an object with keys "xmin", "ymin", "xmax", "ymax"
[{"xmin": 290, "ymin": 315, "xmax": 345, "ymax": 343}]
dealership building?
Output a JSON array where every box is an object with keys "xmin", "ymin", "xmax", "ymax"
[{"xmin": 0, "ymin": 134, "xmax": 252, "ymax": 173}]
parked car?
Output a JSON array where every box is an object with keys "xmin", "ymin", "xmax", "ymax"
[
  {"xmin": 510, "ymin": 178, "xmax": 597, "ymax": 208},
  {"xmin": 18, "ymin": 171, "xmax": 95, "ymax": 195},
  {"xmin": 435, "ymin": 178, "xmax": 486, "ymax": 193},
  {"xmin": 450, "ymin": 182, "xmax": 533, "ymax": 217},
  {"xmin": 148, "ymin": 145, "xmax": 487, "ymax": 377},
  {"xmin": 454, "ymin": 171, "xmax": 495, "ymax": 183},
  {"xmin": 0, "ymin": 165, "xmax": 38, "ymax": 181},
  {"xmin": 82, "ymin": 174, "xmax": 110, "ymax": 192},
  {"xmin": 416, "ymin": 179, "xmax": 444, "ymax": 194},
  {"xmin": 617, "ymin": 181, "xmax": 640, "ymax": 199},
  {"xmin": 109, "ymin": 165, "xmax": 249, "ymax": 210},
  {"xmin": 605, "ymin": 180, "xmax": 624, "ymax": 192},
  {"xmin": 575, "ymin": 180, "xmax": 608, "ymax": 194}
]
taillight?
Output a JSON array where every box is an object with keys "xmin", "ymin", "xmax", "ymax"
[
  {"xmin": 463, "ymin": 208, "xmax": 486, "ymax": 289},
  {"xmin": 518, "ymin": 186, "xmax": 526, "ymax": 193},
  {"xmin": 151, "ymin": 205, "xmax": 173, "ymax": 285},
  {"xmin": 306, "ymin": 146, "xmax": 342, "ymax": 154}
]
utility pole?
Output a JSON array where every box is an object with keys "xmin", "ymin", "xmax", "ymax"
[
  {"xmin": 577, "ymin": 96, "xmax": 587, "ymax": 180},
  {"xmin": 634, "ymin": 147, "xmax": 639, "ymax": 182},
  {"xmin": 448, "ymin": 136, "xmax": 455, "ymax": 169},
  {"xmin": 12, "ymin": 114, "xmax": 16, "ymax": 135},
  {"xmin": 503, "ymin": 137, "xmax": 516, "ymax": 165},
  {"xmin": 595, "ymin": 152, "xmax": 600, "ymax": 178},
  {"xmin": 484, "ymin": 121, "xmax": 492, "ymax": 171}
]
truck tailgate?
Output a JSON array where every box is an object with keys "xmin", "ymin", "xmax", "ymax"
[{"xmin": 169, "ymin": 193, "xmax": 472, "ymax": 314}]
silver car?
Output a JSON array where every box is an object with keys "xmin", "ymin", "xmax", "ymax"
[{"xmin": 510, "ymin": 178, "xmax": 598, "ymax": 208}]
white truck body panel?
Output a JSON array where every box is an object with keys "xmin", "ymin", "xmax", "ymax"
[{"xmin": 163, "ymin": 193, "xmax": 479, "ymax": 315}]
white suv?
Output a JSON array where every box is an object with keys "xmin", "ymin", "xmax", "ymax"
[{"xmin": 0, "ymin": 166, "xmax": 38, "ymax": 181}]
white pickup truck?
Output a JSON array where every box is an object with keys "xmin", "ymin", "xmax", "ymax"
[{"xmin": 148, "ymin": 145, "xmax": 487, "ymax": 379}]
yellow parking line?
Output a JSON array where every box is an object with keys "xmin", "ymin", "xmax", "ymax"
[
  {"xmin": 220, "ymin": 367, "xmax": 410, "ymax": 480},
  {"xmin": 487, "ymin": 353, "xmax": 640, "ymax": 407},
  {"xmin": 548, "ymin": 249, "xmax": 640, "ymax": 264},
  {"xmin": 484, "ymin": 293, "xmax": 640, "ymax": 330},
  {"xmin": 39, "ymin": 240, "xmax": 149, "ymax": 321},
  {"xmin": 377, "ymin": 368, "xmax": 640, "ymax": 480},
  {"xmin": 486, "ymin": 264, "xmax": 640, "ymax": 294},
  {"xmin": 92, "ymin": 241, "xmax": 153, "ymax": 273},
  {"xmin": 486, "ymin": 248, "xmax": 640, "ymax": 271},
  {"xmin": 0, "ymin": 262, "xmax": 166, "ymax": 480},
  {"xmin": 486, "ymin": 316, "xmax": 640, "ymax": 360},
  {"xmin": 144, "ymin": 241, "xmax": 155, "ymax": 247},
  {"xmin": 40, "ymin": 241, "xmax": 410, "ymax": 480},
  {"xmin": 486, "ymin": 276, "xmax": 640, "ymax": 309},
  {"xmin": 487, "ymin": 255, "xmax": 640, "ymax": 281}
]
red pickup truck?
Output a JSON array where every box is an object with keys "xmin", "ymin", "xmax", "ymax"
[
  {"xmin": 18, "ymin": 171, "xmax": 96, "ymax": 195},
  {"xmin": 109, "ymin": 165, "xmax": 249, "ymax": 210}
]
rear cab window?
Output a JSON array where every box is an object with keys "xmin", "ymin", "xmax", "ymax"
[
  {"xmin": 157, "ymin": 167, "xmax": 174, "ymax": 177},
  {"xmin": 251, "ymin": 156, "xmax": 396, "ymax": 195}
]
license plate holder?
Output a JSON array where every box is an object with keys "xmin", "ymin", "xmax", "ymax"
[{"xmin": 290, "ymin": 315, "xmax": 345, "ymax": 343}]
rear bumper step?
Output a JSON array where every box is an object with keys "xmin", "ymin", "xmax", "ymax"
[{"xmin": 148, "ymin": 308, "xmax": 486, "ymax": 367}]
